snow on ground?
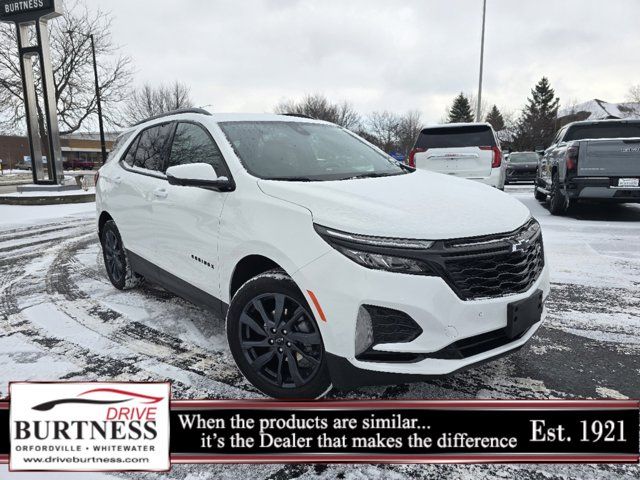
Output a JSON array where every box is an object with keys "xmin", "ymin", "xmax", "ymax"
[
  {"xmin": 0, "ymin": 202, "xmax": 95, "ymax": 228},
  {"xmin": 0, "ymin": 187, "xmax": 95, "ymax": 198},
  {"xmin": 0, "ymin": 189, "xmax": 639, "ymax": 479}
]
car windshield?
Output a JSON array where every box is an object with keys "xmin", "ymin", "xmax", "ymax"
[
  {"xmin": 218, "ymin": 121, "xmax": 408, "ymax": 181},
  {"xmin": 565, "ymin": 123, "xmax": 640, "ymax": 141},
  {"xmin": 509, "ymin": 152, "xmax": 539, "ymax": 163}
]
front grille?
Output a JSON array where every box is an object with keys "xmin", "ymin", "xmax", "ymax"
[{"xmin": 435, "ymin": 219, "xmax": 545, "ymax": 300}]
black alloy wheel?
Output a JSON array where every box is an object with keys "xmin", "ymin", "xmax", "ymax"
[
  {"xmin": 104, "ymin": 229, "xmax": 125, "ymax": 285},
  {"xmin": 100, "ymin": 220, "xmax": 143, "ymax": 290},
  {"xmin": 240, "ymin": 293, "xmax": 323, "ymax": 388},
  {"xmin": 227, "ymin": 271, "xmax": 331, "ymax": 399}
]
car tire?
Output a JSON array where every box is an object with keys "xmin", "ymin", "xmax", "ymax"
[
  {"xmin": 227, "ymin": 270, "xmax": 332, "ymax": 400},
  {"xmin": 100, "ymin": 220, "xmax": 144, "ymax": 290},
  {"xmin": 548, "ymin": 172, "xmax": 570, "ymax": 215},
  {"xmin": 534, "ymin": 186, "xmax": 547, "ymax": 202}
]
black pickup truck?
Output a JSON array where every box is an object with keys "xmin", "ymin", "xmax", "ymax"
[{"xmin": 535, "ymin": 119, "xmax": 640, "ymax": 215}]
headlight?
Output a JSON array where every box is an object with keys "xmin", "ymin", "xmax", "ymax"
[{"xmin": 314, "ymin": 224, "xmax": 436, "ymax": 275}]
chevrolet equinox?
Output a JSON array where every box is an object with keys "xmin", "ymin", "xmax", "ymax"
[{"xmin": 96, "ymin": 109, "xmax": 550, "ymax": 399}]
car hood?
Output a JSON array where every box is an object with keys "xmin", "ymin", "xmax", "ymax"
[{"xmin": 257, "ymin": 171, "xmax": 531, "ymax": 240}]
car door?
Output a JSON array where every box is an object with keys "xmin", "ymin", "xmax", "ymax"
[
  {"xmin": 108, "ymin": 123, "xmax": 174, "ymax": 262},
  {"xmin": 152, "ymin": 121, "xmax": 233, "ymax": 298}
]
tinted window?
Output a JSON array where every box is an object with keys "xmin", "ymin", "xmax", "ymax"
[
  {"xmin": 168, "ymin": 123, "xmax": 228, "ymax": 176},
  {"xmin": 219, "ymin": 121, "xmax": 407, "ymax": 181},
  {"xmin": 565, "ymin": 123, "xmax": 640, "ymax": 141},
  {"xmin": 416, "ymin": 125, "xmax": 496, "ymax": 149},
  {"xmin": 509, "ymin": 152, "xmax": 539, "ymax": 163},
  {"xmin": 133, "ymin": 124, "xmax": 174, "ymax": 172},
  {"xmin": 122, "ymin": 136, "xmax": 139, "ymax": 167},
  {"xmin": 108, "ymin": 131, "xmax": 134, "ymax": 163}
]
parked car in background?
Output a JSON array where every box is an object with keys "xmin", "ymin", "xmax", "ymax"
[
  {"xmin": 407, "ymin": 123, "xmax": 506, "ymax": 190},
  {"xmin": 535, "ymin": 119, "xmax": 640, "ymax": 215},
  {"xmin": 506, "ymin": 151, "xmax": 539, "ymax": 184},
  {"xmin": 96, "ymin": 109, "xmax": 549, "ymax": 399},
  {"xmin": 63, "ymin": 158, "xmax": 98, "ymax": 171}
]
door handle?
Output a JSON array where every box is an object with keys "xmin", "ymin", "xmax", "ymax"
[
  {"xmin": 153, "ymin": 188, "xmax": 168, "ymax": 199},
  {"xmin": 113, "ymin": 176, "xmax": 123, "ymax": 185}
]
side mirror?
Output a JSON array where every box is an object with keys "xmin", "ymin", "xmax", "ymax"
[{"xmin": 166, "ymin": 163, "xmax": 234, "ymax": 191}]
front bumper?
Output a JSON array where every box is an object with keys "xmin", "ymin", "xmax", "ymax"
[
  {"xmin": 294, "ymin": 249, "xmax": 550, "ymax": 387},
  {"xmin": 566, "ymin": 177, "xmax": 640, "ymax": 202},
  {"xmin": 506, "ymin": 168, "xmax": 537, "ymax": 182}
]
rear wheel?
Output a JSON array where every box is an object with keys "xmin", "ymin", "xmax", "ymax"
[
  {"xmin": 227, "ymin": 271, "xmax": 331, "ymax": 399},
  {"xmin": 100, "ymin": 220, "xmax": 144, "ymax": 290},
  {"xmin": 548, "ymin": 173, "xmax": 570, "ymax": 215}
]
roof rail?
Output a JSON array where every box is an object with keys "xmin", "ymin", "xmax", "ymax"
[
  {"xmin": 281, "ymin": 113, "xmax": 315, "ymax": 120},
  {"xmin": 133, "ymin": 108, "xmax": 212, "ymax": 127}
]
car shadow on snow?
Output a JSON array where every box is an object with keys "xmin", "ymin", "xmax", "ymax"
[{"xmin": 563, "ymin": 201, "xmax": 640, "ymax": 222}]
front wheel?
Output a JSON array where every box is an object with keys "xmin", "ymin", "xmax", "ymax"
[
  {"xmin": 226, "ymin": 271, "xmax": 331, "ymax": 399},
  {"xmin": 534, "ymin": 186, "xmax": 547, "ymax": 202}
]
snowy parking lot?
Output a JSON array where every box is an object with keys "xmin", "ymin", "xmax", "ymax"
[{"xmin": 1, "ymin": 186, "xmax": 639, "ymax": 479}]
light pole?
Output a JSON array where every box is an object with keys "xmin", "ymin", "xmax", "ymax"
[
  {"xmin": 68, "ymin": 29, "xmax": 108, "ymax": 165},
  {"xmin": 90, "ymin": 34, "xmax": 108, "ymax": 165},
  {"xmin": 476, "ymin": 0, "xmax": 487, "ymax": 122}
]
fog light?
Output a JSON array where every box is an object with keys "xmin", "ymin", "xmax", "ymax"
[{"xmin": 355, "ymin": 307, "xmax": 374, "ymax": 356}]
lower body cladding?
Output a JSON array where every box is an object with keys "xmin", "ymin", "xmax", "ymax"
[
  {"xmin": 294, "ymin": 249, "xmax": 551, "ymax": 390},
  {"xmin": 566, "ymin": 177, "xmax": 640, "ymax": 203}
]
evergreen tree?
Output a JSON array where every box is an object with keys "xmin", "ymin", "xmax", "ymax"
[
  {"xmin": 513, "ymin": 77, "xmax": 560, "ymax": 150},
  {"xmin": 485, "ymin": 105, "xmax": 505, "ymax": 131},
  {"xmin": 447, "ymin": 93, "xmax": 474, "ymax": 123}
]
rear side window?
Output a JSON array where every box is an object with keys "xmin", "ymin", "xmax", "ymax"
[
  {"xmin": 122, "ymin": 136, "xmax": 139, "ymax": 167},
  {"xmin": 416, "ymin": 125, "xmax": 496, "ymax": 149},
  {"xmin": 167, "ymin": 123, "xmax": 229, "ymax": 176},
  {"xmin": 565, "ymin": 123, "xmax": 640, "ymax": 141},
  {"xmin": 108, "ymin": 131, "xmax": 134, "ymax": 163},
  {"xmin": 132, "ymin": 123, "xmax": 174, "ymax": 172}
]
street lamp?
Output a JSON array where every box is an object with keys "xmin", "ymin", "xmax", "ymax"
[
  {"xmin": 90, "ymin": 33, "xmax": 108, "ymax": 165},
  {"xmin": 476, "ymin": 0, "xmax": 487, "ymax": 123},
  {"xmin": 67, "ymin": 29, "xmax": 108, "ymax": 165}
]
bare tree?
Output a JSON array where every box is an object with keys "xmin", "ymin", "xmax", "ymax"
[
  {"xmin": 275, "ymin": 93, "xmax": 361, "ymax": 130},
  {"xmin": 123, "ymin": 81, "xmax": 194, "ymax": 125},
  {"xmin": 0, "ymin": 0, "xmax": 133, "ymax": 136},
  {"xmin": 367, "ymin": 111, "xmax": 401, "ymax": 153},
  {"xmin": 396, "ymin": 110, "xmax": 422, "ymax": 154},
  {"xmin": 625, "ymin": 85, "xmax": 640, "ymax": 117}
]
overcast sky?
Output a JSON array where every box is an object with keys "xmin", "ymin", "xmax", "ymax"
[{"xmin": 99, "ymin": 0, "xmax": 640, "ymax": 123}]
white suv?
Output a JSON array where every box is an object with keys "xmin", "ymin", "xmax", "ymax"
[
  {"xmin": 96, "ymin": 109, "xmax": 550, "ymax": 399},
  {"xmin": 408, "ymin": 123, "xmax": 506, "ymax": 189}
]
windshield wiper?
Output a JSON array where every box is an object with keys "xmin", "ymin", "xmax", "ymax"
[
  {"xmin": 267, "ymin": 176, "xmax": 316, "ymax": 182},
  {"xmin": 346, "ymin": 172, "xmax": 404, "ymax": 180}
]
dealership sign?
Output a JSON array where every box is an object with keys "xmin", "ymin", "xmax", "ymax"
[
  {"xmin": 0, "ymin": 0, "xmax": 64, "ymax": 185},
  {"xmin": 0, "ymin": 0, "xmax": 59, "ymax": 23},
  {"xmin": 9, "ymin": 383, "xmax": 171, "ymax": 472}
]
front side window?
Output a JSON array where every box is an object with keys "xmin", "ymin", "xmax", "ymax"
[
  {"xmin": 219, "ymin": 121, "xmax": 407, "ymax": 181},
  {"xmin": 132, "ymin": 123, "xmax": 174, "ymax": 172},
  {"xmin": 167, "ymin": 123, "xmax": 228, "ymax": 176}
]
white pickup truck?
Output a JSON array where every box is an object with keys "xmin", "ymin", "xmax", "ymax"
[
  {"xmin": 407, "ymin": 123, "xmax": 505, "ymax": 189},
  {"xmin": 535, "ymin": 119, "xmax": 640, "ymax": 215}
]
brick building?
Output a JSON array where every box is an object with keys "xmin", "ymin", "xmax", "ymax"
[{"xmin": 0, "ymin": 132, "xmax": 118, "ymax": 170}]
